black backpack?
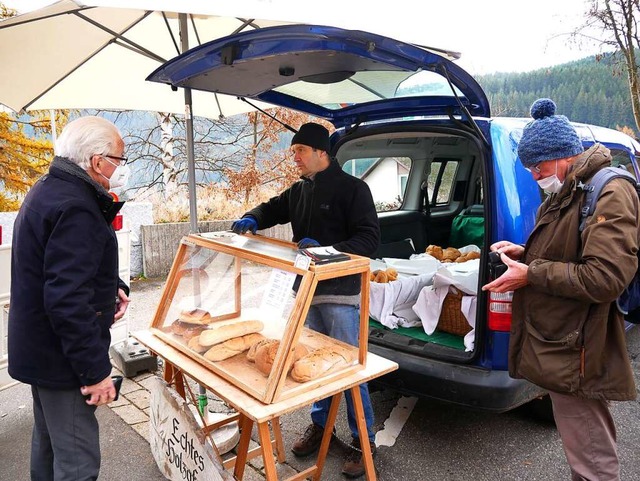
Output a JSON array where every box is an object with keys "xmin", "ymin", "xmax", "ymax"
[{"xmin": 579, "ymin": 166, "xmax": 640, "ymax": 323}]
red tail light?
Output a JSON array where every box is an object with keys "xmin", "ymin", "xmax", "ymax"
[{"xmin": 488, "ymin": 291, "xmax": 513, "ymax": 331}]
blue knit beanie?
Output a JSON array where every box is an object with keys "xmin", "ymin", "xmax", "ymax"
[{"xmin": 517, "ymin": 98, "xmax": 584, "ymax": 167}]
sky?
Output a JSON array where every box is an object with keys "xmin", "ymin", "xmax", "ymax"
[{"xmin": 3, "ymin": 0, "xmax": 605, "ymax": 75}]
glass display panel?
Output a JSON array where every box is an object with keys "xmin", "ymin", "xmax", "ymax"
[{"xmin": 151, "ymin": 235, "xmax": 364, "ymax": 403}]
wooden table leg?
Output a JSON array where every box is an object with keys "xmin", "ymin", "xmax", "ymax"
[
  {"xmin": 258, "ymin": 421, "xmax": 279, "ymax": 480},
  {"xmin": 271, "ymin": 417, "xmax": 286, "ymax": 463},
  {"xmin": 351, "ymin": 386, "xmax": 376, "ymax": 481},
  {"xmin": 163, "ymin": 361, "xmax": 185, "ymax": 399},
  {"xmin": 312, "ymin": 393, "xmax": 341, "ymax": 481},
  {"xmin": 233, "ymin": 414, "xmax": 254, "ymax": 480}
]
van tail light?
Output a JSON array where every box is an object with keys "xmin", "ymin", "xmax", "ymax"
[{"xmin": 488, "ymin": 291, "xmax": 513, "ymax": 331}]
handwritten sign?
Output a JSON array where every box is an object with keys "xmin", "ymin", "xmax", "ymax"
[{"xmin": 149, "ymin": 377, "xmax": 233, "ymax": 481}]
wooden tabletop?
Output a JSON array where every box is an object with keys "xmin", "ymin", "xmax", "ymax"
[{"xmin": 133, "ymin": 329, "xmax": 398, "ymax": 424}]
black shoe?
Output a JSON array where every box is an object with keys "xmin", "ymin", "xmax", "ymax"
[
  {"xmin": 341, "ymin": 438, "xmax": 377, "ymax": 479},
  {"xmin": 291, "ymin": 423, "xmax": 328, "ymax": 457}
]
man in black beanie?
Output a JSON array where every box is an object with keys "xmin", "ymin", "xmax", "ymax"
[{"xmin": 231, "ymin": 122, "xmax": 380, "ymax": 478}]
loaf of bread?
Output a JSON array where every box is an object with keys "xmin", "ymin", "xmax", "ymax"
[
  {"xmin": 179, "ymin": 308, "xmax": 213, "ymax": 325},
  {"xmin": 426, "ymin": 245, "xmax": 444, "ymax": 260},
  {"xmin": 171, "ymin": 320, "xmax": 208, "ymax": 340},
  {"xmin": 290, "ymin": 348, "xmax": 353, "ymax": 383},
  {"xmin": 247, "ymin": 338, "xmax": 278, "ymax": 362},
  {"xmin": 253, "ymin": 340, "xmax": 310, "ymax": 375},
  {"xmin": 386, "ymin": 267, "xmax": 398, "ymax": 281},
  {"xmin": 203, "ymin": 333, "xmax": 266, "ymax": 362},
  {"xmin": 199, "ymin": 320, "xmax": 264, "ymax": 347},
  {"xmin": 442, "ymin": 247, "xmax": 462, "ymax": 262},
  {"xmin": 187, "ymin": 334, "xmax": 209, "ymax": 354},
  {"xmin": 371, "ymin": 268, "xmax": 398, "ymax": 283}
]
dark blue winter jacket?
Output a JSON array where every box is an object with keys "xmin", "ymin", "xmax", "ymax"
[{"xmin": 8, "ymin": 157, "xmax": 127, "ymax": 389}]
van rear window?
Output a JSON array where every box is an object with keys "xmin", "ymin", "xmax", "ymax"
[{"xmin": 342, "ymin": 157, "xmax": 412, "ymax": 212}]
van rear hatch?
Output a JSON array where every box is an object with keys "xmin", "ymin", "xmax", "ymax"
[{"xmin": 147, "ymin": 24, "xmax": 490, "ymax": 127}]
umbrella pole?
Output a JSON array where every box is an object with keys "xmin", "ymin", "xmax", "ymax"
[{"xmin": 179, "ymin": 13, "xmax": 207, "ymax": 415}]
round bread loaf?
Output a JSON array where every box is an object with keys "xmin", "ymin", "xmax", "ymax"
[
  {"xmin": 247, "ymin": 338, "xmax": 278, "ymax": 363},
  {"xmin": 254, "ymin": 341, "xmax": 310, "ymax": 375},
  {"xmin": 386, "ymin": 267, "xmax": 398, "ymax": 281},
  {"xmin": 171, "ymin": 320, "xmax": 208, "ymax": 339},
  {"xmin": 290, "ymin": 347, "xmax": 353, "ymax": 383},
  {"xmin": 426, "ymin": 245, "xmax": 444, "ymax": 260}
]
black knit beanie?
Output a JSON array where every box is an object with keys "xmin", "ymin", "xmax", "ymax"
[{"xmin": 290, "ymin": 123, "xmax": 330, "ymax": 152}]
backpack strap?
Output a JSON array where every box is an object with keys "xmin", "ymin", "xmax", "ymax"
[{"xmin": 579, "ymin": 166, "xmax": 639, "ymax": 232}]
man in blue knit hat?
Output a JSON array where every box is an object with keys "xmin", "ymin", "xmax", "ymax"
[
  {"xmin": 231, "ymin": 122, "xmax": 380, "ymax": 478},
  {"xmin": 483, "ymin": 99, "xmax": 639, "ymax": 480}
]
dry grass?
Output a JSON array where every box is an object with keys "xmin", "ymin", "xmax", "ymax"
[{"xmin": 149, "ymin": 184, "xmax": 280, "ymax": 223}]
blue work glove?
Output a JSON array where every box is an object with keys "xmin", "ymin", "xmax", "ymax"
[
  {"xmin": 297, "ymin": 237, "xmax": 321, "ymax": 249},
  {"xmin": 231, "ymin": 217, "xmax": 258, "ymax": 235}
]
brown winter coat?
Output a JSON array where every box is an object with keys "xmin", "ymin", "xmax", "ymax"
[{"xmin": 509, "ymin": 144, "xmax": 639, "ymax": 400}]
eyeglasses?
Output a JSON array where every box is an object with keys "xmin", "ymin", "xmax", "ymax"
[
  {"xmin": 103, "ymin": 154, "xmax": 128, "ymax": 166},
  {"xmin": 525, "ymin": 163, "xmax": 541, "ymax": 174}
]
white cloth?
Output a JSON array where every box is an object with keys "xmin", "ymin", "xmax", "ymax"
[
  {"xmin": 369, "ymin": 273, "xmax": 435, "ymax": 329},
  {"xmin": 383, "ymin": 255, "xmax": 440, "ymax": 276},
  {"xmin": 412, "ymin": 263, "xmax": 479, "ymax": 351}
]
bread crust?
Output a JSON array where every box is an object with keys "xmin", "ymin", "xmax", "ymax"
[
  {"xmin": 199, "ymin": 320, "xmax": 264, "ymax": 347},
  {"xmin": 290, "ymin": 347, "xmax": 353, "ymax": 383},
  {"xmin": 203, "ymin": 333, "xmax": 266, "ymax": 361},
  {"xmin": 187, "ymin": 334, "xmax": 209, "ymax": 354},
  {"xmin": 252, "ymin": 340, "xmax": 310, "ymax": 375},
  {"xmin": 171, "ymin": 320, "xmax": 207, "ymax": 340},
  {"xmin": 179, "ymin": 308, "xmax": 213, "ymax": 325}
]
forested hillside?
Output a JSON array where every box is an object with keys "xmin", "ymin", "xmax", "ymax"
[{"xmin": 476, "ymin": 53, "xmax": 636, "ymax": 135}]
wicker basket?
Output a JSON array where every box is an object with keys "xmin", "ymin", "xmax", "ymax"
[{"xmin": 437, "ymin": 287, "xmax": 472, "ymax": 336}]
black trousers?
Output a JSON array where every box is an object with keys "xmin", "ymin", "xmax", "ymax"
[{"xmin": 30, "ymin": 385, "xmax": 100, "ymax": 481}]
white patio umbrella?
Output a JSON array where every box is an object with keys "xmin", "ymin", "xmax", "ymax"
[
  {"xmin": 0, "ymin": 0, "xmax": 287, "ymax": 118},
  {"xmin": 0, "ymin": 0, "xmax": 291, "ymax": 230}
]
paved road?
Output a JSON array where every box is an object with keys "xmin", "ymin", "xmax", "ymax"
[{"xmin": 127, "ymin": 278, "xmax": 640, "ymax": 481}]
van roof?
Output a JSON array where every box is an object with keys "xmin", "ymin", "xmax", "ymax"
[{"xmin": 492, "ymin": 117, "xmax": 640, "ymax": 155}]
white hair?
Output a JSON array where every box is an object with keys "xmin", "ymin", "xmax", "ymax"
[{"xmin": 55, "ymin": 116, "xmax": 122, "ymax": 170}]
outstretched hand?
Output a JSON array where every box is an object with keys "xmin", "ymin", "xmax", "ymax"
[{"xmin": 482, "ymin": 251, "xmax": 529, "ymax": 293}]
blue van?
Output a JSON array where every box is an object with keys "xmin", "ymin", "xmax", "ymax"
[{"xmin": 148, "ymin": 25, "xmax": 640, "ymax": 416}]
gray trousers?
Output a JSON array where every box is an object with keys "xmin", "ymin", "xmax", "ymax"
[
  {"xmin": 549, "ymin": 391, "xmax": 619, "ymax": 481},
  {"xmin": 30, "ymin": 385, "xmax": 100, "ymax": 481}
]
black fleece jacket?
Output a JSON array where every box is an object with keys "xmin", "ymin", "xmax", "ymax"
[{"xmin": 245, "ymin": 160, "xmax": 380, "ymax": 296}]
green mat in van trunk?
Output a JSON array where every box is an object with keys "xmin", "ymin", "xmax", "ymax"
[{"xmin": 369, "ymin": 319, "xmax": 466, "ymax": 350}]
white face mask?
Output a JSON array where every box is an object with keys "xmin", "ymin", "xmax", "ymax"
[
  {"xmin": 536, "ymin": 160, "xmax": 563, "ymax": 194},
  {"xmin": 101, "ymin": 158, "xmax": 130, "ymax": 190}
]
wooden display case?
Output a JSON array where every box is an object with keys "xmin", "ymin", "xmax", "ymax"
[{"xmin": 148, "ymin": 232, "xmax": 371, "ymax": 404}]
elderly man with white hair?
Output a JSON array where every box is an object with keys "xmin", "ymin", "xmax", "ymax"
[{"xmin": 8, "ymin": 116, "xmax": 131, "ymax": 480}]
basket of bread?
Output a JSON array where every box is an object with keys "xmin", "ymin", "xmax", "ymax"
[{"xmin": 437, "ymin": 286, "xmax": 472, "ymax": 336}]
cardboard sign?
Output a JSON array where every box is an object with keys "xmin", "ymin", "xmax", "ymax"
[{"xmin": 149, "ymin": 377, "xmax": 233, "ymax": 481}]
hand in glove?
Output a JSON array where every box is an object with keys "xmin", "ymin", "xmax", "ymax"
[
  {"xmin": 297, "ymin": 237, "xmax": 321, "ymax": 249},
  {"xmin": 231, "ymin": 217, "xmax": 258, "ymax": 235}
]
